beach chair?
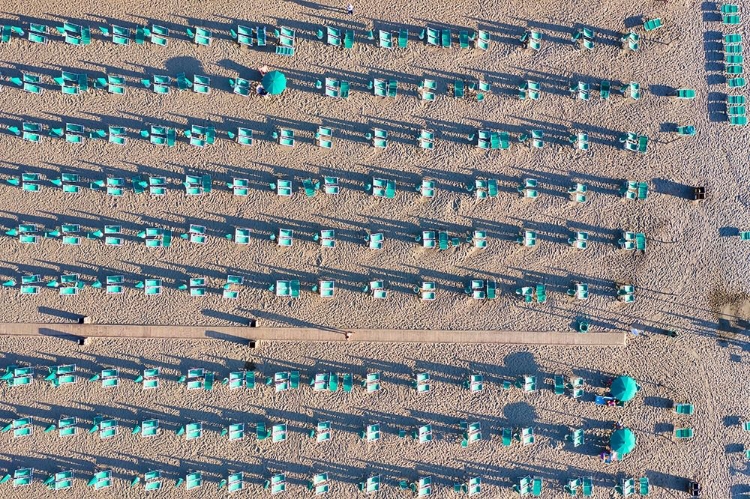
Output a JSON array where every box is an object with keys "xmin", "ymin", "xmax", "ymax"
[
  {"xmin": 87, "ymin": 470, "xmax": 113, "ymax": 490},
  {"xmin": 28, "ymin": 23, "xmax": 48, "ymax": 43},
  {"xmin": 675, "ymin": 88, "xmax": 696, "ymax": 99},
  {"xmin": 453, "ymin": 79, "xmax": 465, "ymax": 98},
  {"xmin": 516, "ymin": 375, "xmax": 537, "ymax": 392},
  {"xmin": 413, "ymin": 372, "xmax": 431, "ymax": 393},
  {"xmin": 473, "ymin": 29, "xmax": 490, "ymax": 50},
  {"xmin": 727, "ymin": 77, "xmax": 746, "ymax": 88},
  {"xmin": 554, "ymin": 374, "xmax": 566, "ymax": 395},
  {"xmin": 419, "ymin": 79, "xmax": 437, "ymax": 101},
  {"xmin": 722, "ymin": 4, "xmax": 741, "ymax": 24},
  {"xmin": 358, "ymin": 474, "xmax": 381, "ymax": 494},
  {"xmin": 520, "ymin": 30, "xmax": 542, "ymax": 51},
  {"xmin": 517, "ymin": 229, "xmax": 537, "ymax": 247},
  {"xmin": 229, "ymin": 77, "xmax": 251, "ymax": 97},
  {"xmin": 365, "ymin": 231, "xmax": 385, "ymax": 250},
  {"xmin": 413, "ymin": 424, "xmax": 433, "ymax": 444},
  {"xmin": 378, "ymin": 29, "xmax": 393, "ymax": 49},
  {"xmin": 57, "ymin": 22, "xmax": 91, "ymax": 45},
  {"xmin": 46, "ymin": 471, "xmax": 74, "ymax": 491},
  {"xmin": 316, "ymin": 126, "xmax": 333, "ymax": 148},
  {"xmin": 369, "ymin": 128, "xmax": 388, "ymax": 148},
  {"xmin": 517, "ymin": 427, "xmax": 535, "ymax": 445},
  {"xmin": 676, "ymin": 125, "xmax": 696, "ymax": 137},
  {"xmin": 501, "ymin": 427, "xmax": 513, "ymax": 447},
  {"xmin": 230, "ymin": 25, "xmax": 253, "ymax": 46},
  {"xmin": 416, "ymin": 281, "xmax": 437, "ymax": 301},
  {"xmin": 673, "ymin": 403, "xmax": 694, "ymax": 415},
  {"xmin": 621, "ymin": 31, "xmax": 639, "ymax": 51},
  {"xmin": 271, "ymin": 423, "xmax": 287, "ymax": 443},
  {"xmin": 674, "ymin": 427, "xmax": 694, "ymax": 439},
  {"xmin": 418, "ymin": 129, "xmax": 435, "ymax": 150},
  {"xmin": 368, "ymin": 177, "xmax": 396, "ymax": 199},
  {"xmin": 360, "ymin": 423, "xmax": 380, "ymax": 442},
  {"xmin": 364, "ymin": 372, "xmax": 382, "ymax": 392},
  {"xmin": 459, "ymin": 30, "xmax": 470, "ymax": 49},
  {"xmin": 643, "ymin": 18, "xmax": 663, "ymax": 31},
  {"xmin": 639, "ymin": 477, "xmax": 649, "ymax": 495},
  {"xmin": 616, "ymin": 478, "xmax": 635, "ymax": 496},
  {"xmin": 460, "ymin": 421, "xmax": 482, "ymax": 447},
  {"xmin": 565, "ymin": 428, "xmax": 584, "ymax": 447},
  {"xmin": 463, "ymin": 374, "xmax": 484, "ymax": 392},
  {"xmin": 567, "ymin": 282, "xmax": 589, "ymax": 300},
  {"xmin": 467, "ymin": 230, "xmax": 488, "ymax": 250},
  {"xmin": 515, "ymin": 476, "xmax": 532, "ymax": 496},
  {"xmin": 581, "ymin": 478, "xmax": 593, "ymax": 496}
]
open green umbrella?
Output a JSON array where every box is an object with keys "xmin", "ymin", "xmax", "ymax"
[
  {"xmin": 261, "ymin": 71, "xmax": 287, "ymax": 95},
  {"xmin": 610, "ymin": 428, "xmax": 636, "ymax": 457},
  {"xmin": 610, "ymin": 375, "xmax": 638, "ymax": 402}
]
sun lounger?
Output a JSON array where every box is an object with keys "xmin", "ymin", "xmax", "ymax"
[
  {"xmin": 643, "ymin": 18, "xmax": 663, "ymax": 31},
  {"xmin": 674, "ymin": 427, "xmax": 694, "ymax": 439}
]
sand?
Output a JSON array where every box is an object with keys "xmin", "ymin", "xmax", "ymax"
[{"xmin": 0, "ymin": 0, "xmax": 748, "ymax": 495}]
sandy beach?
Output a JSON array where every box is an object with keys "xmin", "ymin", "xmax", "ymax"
[{"xmin": 0, "ymin": 0, "xmax": 748, "ymax": 495}]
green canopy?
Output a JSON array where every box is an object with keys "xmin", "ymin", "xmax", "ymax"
[
  {"xmin": 261, "ymin": 71, "xmax": 287, "ymax": 95},
  {"xmin": 610, "ymin": 428, "xmax": 636, "ymax": 457},
  {"xmin": 610, "ymin": 375, "xmax": 638, "ymax": 402}
]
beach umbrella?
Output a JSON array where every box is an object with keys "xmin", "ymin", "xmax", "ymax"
[
  {"xmin": 261, "ymin": 71, "xmax": 287, "ymax": 95},
  {"xmin": 610, "ymin": 428, "xmax": 636, "ymax": 457},
  {"xmin": 610, "ymin": 375, "xmax": 638, "ymax": 402}
]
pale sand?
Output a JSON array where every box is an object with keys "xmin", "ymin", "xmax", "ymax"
[
  {"xmin": 0, "ymin": 335, "xmax": 747, "ymax": 497},
  {"xmin": 0, "ymin": 0, "xmax": 748, "ymax": 495}
]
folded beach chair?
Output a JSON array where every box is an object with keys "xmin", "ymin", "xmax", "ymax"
[
  {"xmin": 722, "ymin": 4, "xmax": 741, "ymax": 24},
  {"xmin": 673, "ymin": 427, "xmax": 694, "ymax": 439},
  {"xmin": 675, "ymin": 88, "xmax": 696, "ymax": 99},
  {"xmin": 639, "ymin": 477, "xmax": 649, "ymax": 495},
  {"xmin": 457, "ymin": 29, "xmax": 470, "ymax": 49}
]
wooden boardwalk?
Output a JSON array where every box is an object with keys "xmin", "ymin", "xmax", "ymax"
[{"xmin": 0, "ymin": 323, "xmax": 627, "ymax": 346}]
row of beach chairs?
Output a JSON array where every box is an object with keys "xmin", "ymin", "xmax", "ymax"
[
  {"xmin": 4, "ymin": 366, "xmax": 569, "ymax": 396},
  {"xmin": 0, "ymin": 271, "xmax": 636, "ymax": 301},
  {"xmin": 8, "ymin": 120, "xmax": 657, "ymax": 154},
  {"xmin": 519, "ymin": 18, "xmax": 662, "ymax": 53},
  {"xmin": 2, "ymin": 172, "xmax": 652, "ymax": 201}
]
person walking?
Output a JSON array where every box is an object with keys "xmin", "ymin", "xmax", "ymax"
[{"xmin": 346, "ymin": 3, "xmax": 354, "ymax": 15}]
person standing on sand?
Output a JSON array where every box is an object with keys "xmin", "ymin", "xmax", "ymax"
[{"xmin": 346, "ymin": 3, "xmax": 354, "ymax": 15}]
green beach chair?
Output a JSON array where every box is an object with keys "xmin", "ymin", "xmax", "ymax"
[
  {"xmin": 502, "ymin": 427, "xmax": 513, "ymax": 446},
  {"xmin": 565, "ymin": 428, "xmax": 584, "ymax": 447},
  {"xmin": 643, "ymin": 18, "xmax": 663, "ymax": 31},
  {"xmin": 517, "ymin": 427, "xmax": 535, "ymax": 445},
  {"xmin": 554, "ymin": 374, "xmax": 566, "ymax": 395},
  {"xmin": 453, "ymin": 79, "xmax": 465, "ymax": 98},
  {"xmin": 364, "ymin": 372, "xmax": 381, "ymax": 392},
  {"xmin": 675, "ymin": 88, "xmax": 696, "ymax": 99},
  {"xmin": 316, "ymin": 126, "xmax": 333, "ymax": 148},
  {"xmin": 28, "ymin": 24, "xmax": 48, "ymax": 43},
  {"xmin": 616, "ymin": 478, "xmax": 635, "ymax": 496},
  {"xmin": 639, "ymin": 477, "xmax": 649, "ymax": 495},
  {"xmin": 370, "ymin": 128, "xmax": 388, "ymax": 148},
  {"xmin": 418, "ymin": 129, "xmax": 435, "ymax": 150},
  {"xmin": 674, "ymin": 427, "xmax": 694, "ymax": 439},
  {"xmin": 88, "ymin": 470, "xmax": 112, "ymax": 490},
  {"xmin": 516, "ymin": 375, "xmax": 537, "ymax": 392},
  {"xmin": 515, "ymin": 476, "xmax": 532, "ymax": 496},
  {"xmin": 419, "ymin": 78, "xmax": 437, "ymax": 101},
  {"xmin": 231, "ymin": 25, "xmax": 253, "ymax": 46},
  {"xmin": 46, "ymin": 471, "xmax": 74, "ymax": 491}
]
